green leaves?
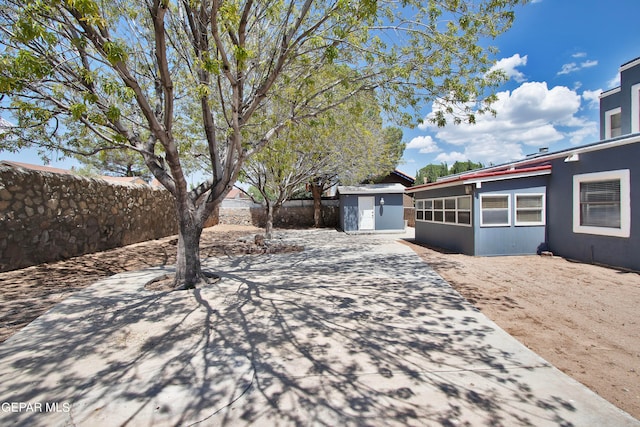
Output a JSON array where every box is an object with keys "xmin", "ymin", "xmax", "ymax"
[
  {"xmin": 66, "ymin": 0, "xmax": 105, "ymax": 27},
  {"xmin": 69, "ymin": 103, "xmax": 87, "ymax": 120},
  {"xmin": 103, "ymin": 40, "xmax": 129, "ymax": 65},
  {"xmin": 0, "ymin": 50, "xmax": 53, "ymax": 93}
]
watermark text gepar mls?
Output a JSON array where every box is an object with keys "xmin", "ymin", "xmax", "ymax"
[{"xmin": 1, "ymin": 402, "xmax": 71, "ymax": 413}]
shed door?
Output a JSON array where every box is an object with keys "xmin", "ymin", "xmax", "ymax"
[{"xmin": 358, "ymin": 196, "xmax": 375, "ymax": 230}]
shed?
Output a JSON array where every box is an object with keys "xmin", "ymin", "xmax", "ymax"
[{"xmin": 337, "ymin": 184, "xmax": 406, "ymax": 233}]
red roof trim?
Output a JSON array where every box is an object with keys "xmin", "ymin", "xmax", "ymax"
[{"xmin": 406, "ymin": 165, "xmax": 552, "ymax": 192}]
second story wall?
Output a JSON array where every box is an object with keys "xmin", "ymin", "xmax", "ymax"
[{"xmin": 600, "ymin": 57, "xmax": 640, "ymax": 139}]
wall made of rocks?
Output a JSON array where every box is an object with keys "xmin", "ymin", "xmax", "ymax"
[
  {"xmin": 0, "ymin": 165, "xmax": 177, "ymax": 272},
  {"xmin": 219, "ymin": 199, "xmax": 339, "ymax": 229}
]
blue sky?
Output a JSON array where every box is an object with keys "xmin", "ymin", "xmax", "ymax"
[
  {"xmin": 401, "ymin": 0, "xmax": 640, "ymax": 177},
  {"xmin": 3, "ymin": 0, "xmax": 640, "ymax": 181}
]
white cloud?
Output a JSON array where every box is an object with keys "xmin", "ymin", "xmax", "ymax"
[
  {"xmin": 490, "ymin": 54, "xmax": 528, "ymax": 83},
  {"xmin": 572, "ymin": 52, "xmax": 587, "ymax": 58},
  {"xmin": 567, "ymin": 120, "xmax": 598, "ymax": 145},
  {"xmin": 412, "ymin": 81, "xmax": 597, "ymax": 165},
  {"xmin": 558, "ymin": 63, "xmax": 580, "ymax": 75},
  {"xmin": 406, "ymin": 135, "xmax": 439, "ymax": 153},
  {"xmin": 557, "ymin": 59, "xmax": 598, "ymax": 75},
  {"xmin": 607, "ymin": 73, "xmax": 620, "ymax": 89},
  {"xmin": 434, "ymin": 151, "xmax": 466, "ymax": 164},
  {"xmin": 582, "ymin": 89, "xmax": 602, "ymax": 109}
]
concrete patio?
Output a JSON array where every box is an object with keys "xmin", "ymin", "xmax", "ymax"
[{"xmin": 0, "ymin": 229, "xmax": 637, "ymax": 426}]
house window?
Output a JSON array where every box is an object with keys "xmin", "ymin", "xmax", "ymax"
[
  {"xmin": 605, "ymin": 108, "xmax": 622, "ymax": 139},
  {"xmin": 415, "ymin": 196, "xmax": 471, "ymax": 226},
  {"xmin": 480, "ymin": 194, "xmax": 510, "ymax": 227},
  {"xmin": 515, "ymin": 194, "xmax": 545, "ymax": 226},
  {"xmin": 580, "ymin": 181, "xmax": 620, "ymax": 228},
  {"xmin": 573, "ymin": 170, "xmax": 630, "ymax": 238}
]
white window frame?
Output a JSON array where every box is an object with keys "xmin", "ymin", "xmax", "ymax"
[
  {"xmin": 604, "ymin": 107, "xmax": 622, "ymax": 139},
  {"xmin": 415, "ymin": 196, "xmax": 472, "ymax": 227},
  {"xmin": 573, "ymin": 169, "xmax": 630, "ymax": 238},
  {"xmin": 480, "ymin": 194, "xmax": 511, "ymax": 227},
  {"xmin": 632, "ymin": 83, "xmax": 640, "ymax": 134},
  {"xmin": 514, "ymin": 193, "xmax": 545, "ymax": 226}
]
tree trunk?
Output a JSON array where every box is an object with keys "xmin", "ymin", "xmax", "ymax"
[
  {"xmin": 265, "ymin": 202, "xmax": 274, "ymax": 240},
  {"xmin": 311, "ymin": 182, "xmax": 324, "ymax": 228},
  {"xmin": 174, "ymin": 211, "xmax": 203, "ymax": 290}
]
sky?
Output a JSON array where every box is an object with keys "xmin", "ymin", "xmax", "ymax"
[
  {"xmin": 2, "ymin": 0, "xmax": 640, "ymax": 182},
  {"xmin": 401, "ymin": 0, "xmax": 640, "ymax": 178}
]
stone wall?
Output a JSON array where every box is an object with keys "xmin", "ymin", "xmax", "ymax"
[
  {"xmin": 219, "ymin": 199, "xmax": 339, "ymax": 229},
  {"xmin": 0, "ymin": 165, "xmax": 177, "ymax": 272}
]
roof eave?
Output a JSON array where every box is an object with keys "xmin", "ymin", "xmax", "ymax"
[{"xmin": 406, "ymin": 166, "xmax": 552, "ymax": 193}]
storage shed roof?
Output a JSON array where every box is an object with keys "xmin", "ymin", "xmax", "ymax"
[{"xmin": 337, "ymin": 183, "xmax": 406, "ymax": 195}]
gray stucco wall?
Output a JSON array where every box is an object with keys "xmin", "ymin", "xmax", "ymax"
[
  {"xmin": 339, "ymin": 193, "xmax": 404, "ymax": 232},
  {"xmin": 473, "ymin": 177, "xmax": 547, "ymax": 256},
  {"xmin": 376, "ymin": 193, "xmax": 404, "ymax": 230},
  {"xmin": 340, "ymin": 195, "xmax": 358, "ymax": 231},
  {"xmin": 600, "ymin": 60, "xmax": 640, "ymax": 139},
  {"xmin": 413, "ymin": 185, "xmax": 474, "ymax": 254},
  {"xmin": 600, "ymin": 90, "xmax": 621, "ymax": 140},
  {"xmin": 547, "ymin": 143, "xmax": 640, "ymax": 271}
]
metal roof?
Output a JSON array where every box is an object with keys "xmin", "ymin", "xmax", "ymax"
[
  {"xmin": 406, "ymin": 165, "xmax": 552, "ymax": 193},
  {"xmin": 337, "ymin": 183, "xmax": 406, "ymax": 195}
]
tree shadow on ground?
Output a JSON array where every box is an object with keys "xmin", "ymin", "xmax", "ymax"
[
  {"xmin": 0, "ymin": 231, "xmax": 597, "ymax": 426},
  {"xmin": 0, "ymin": 227, "xmax": 297, "ymax": 343}
]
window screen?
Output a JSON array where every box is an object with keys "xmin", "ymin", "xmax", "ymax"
[
  {"xmin": 515, "ymin": 194, "xmax": 544, "ymax": 225},
  {"xmin": 580, "ymin": 180, "xmax": 621, "ymax": 228}
]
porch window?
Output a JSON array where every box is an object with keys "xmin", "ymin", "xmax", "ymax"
[
  {"xmin": 415, "ymin": 196, "xmax": 471, "ymax": 226},
  {"xmin": 457, "ymin": 196, "xmax": 471, "ymax": 225},
  {"xmin": 424, "ymin": 200, "xmax": 433, "ymax": 221},
  {"xmin": 573, "ymin": 170, "xmax": 630, "ymax": 238},
  {"xmin": 515, "ymin": 194, "xmax": 545, "ymax": 226},
  {"xmin": 480, "ymin": 194, "xmax": 510, "ymax": 227},
  {"xmin": 444, "ymin": 198, "xmax": 456, "ymax": 223},
  {"xmin": 416, "ymin": 200, "xmax": 424, "ymax": 220},
  {"xmin": 433, "ymin": 199, "xmax": 444, "ymax": 222}
]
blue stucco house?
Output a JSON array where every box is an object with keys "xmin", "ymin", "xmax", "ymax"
[
  {"xmin": 406, "ymin": 57, "xmax": 640, "ymax": 272},
  {"xmin": 337, "ymin": 184, "xmax": 406, "ymax": 233}
]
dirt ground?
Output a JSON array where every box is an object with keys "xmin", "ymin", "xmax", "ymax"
[
  {"xmin": 0, "ymin": 224, "xmax": 638, "ymax": 420},
  {"xmin": 402, "ymin": 239, "xmax": 640, "ymax": 420}
]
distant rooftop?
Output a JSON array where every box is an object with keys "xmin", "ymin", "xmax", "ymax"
[
  {"xmin": 1, "ymin": 160, "xmax": 150, "ymax": 186},
  {"xmin": 0, "ymin": 160, "xmax": 76, "ymax": 176}
]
